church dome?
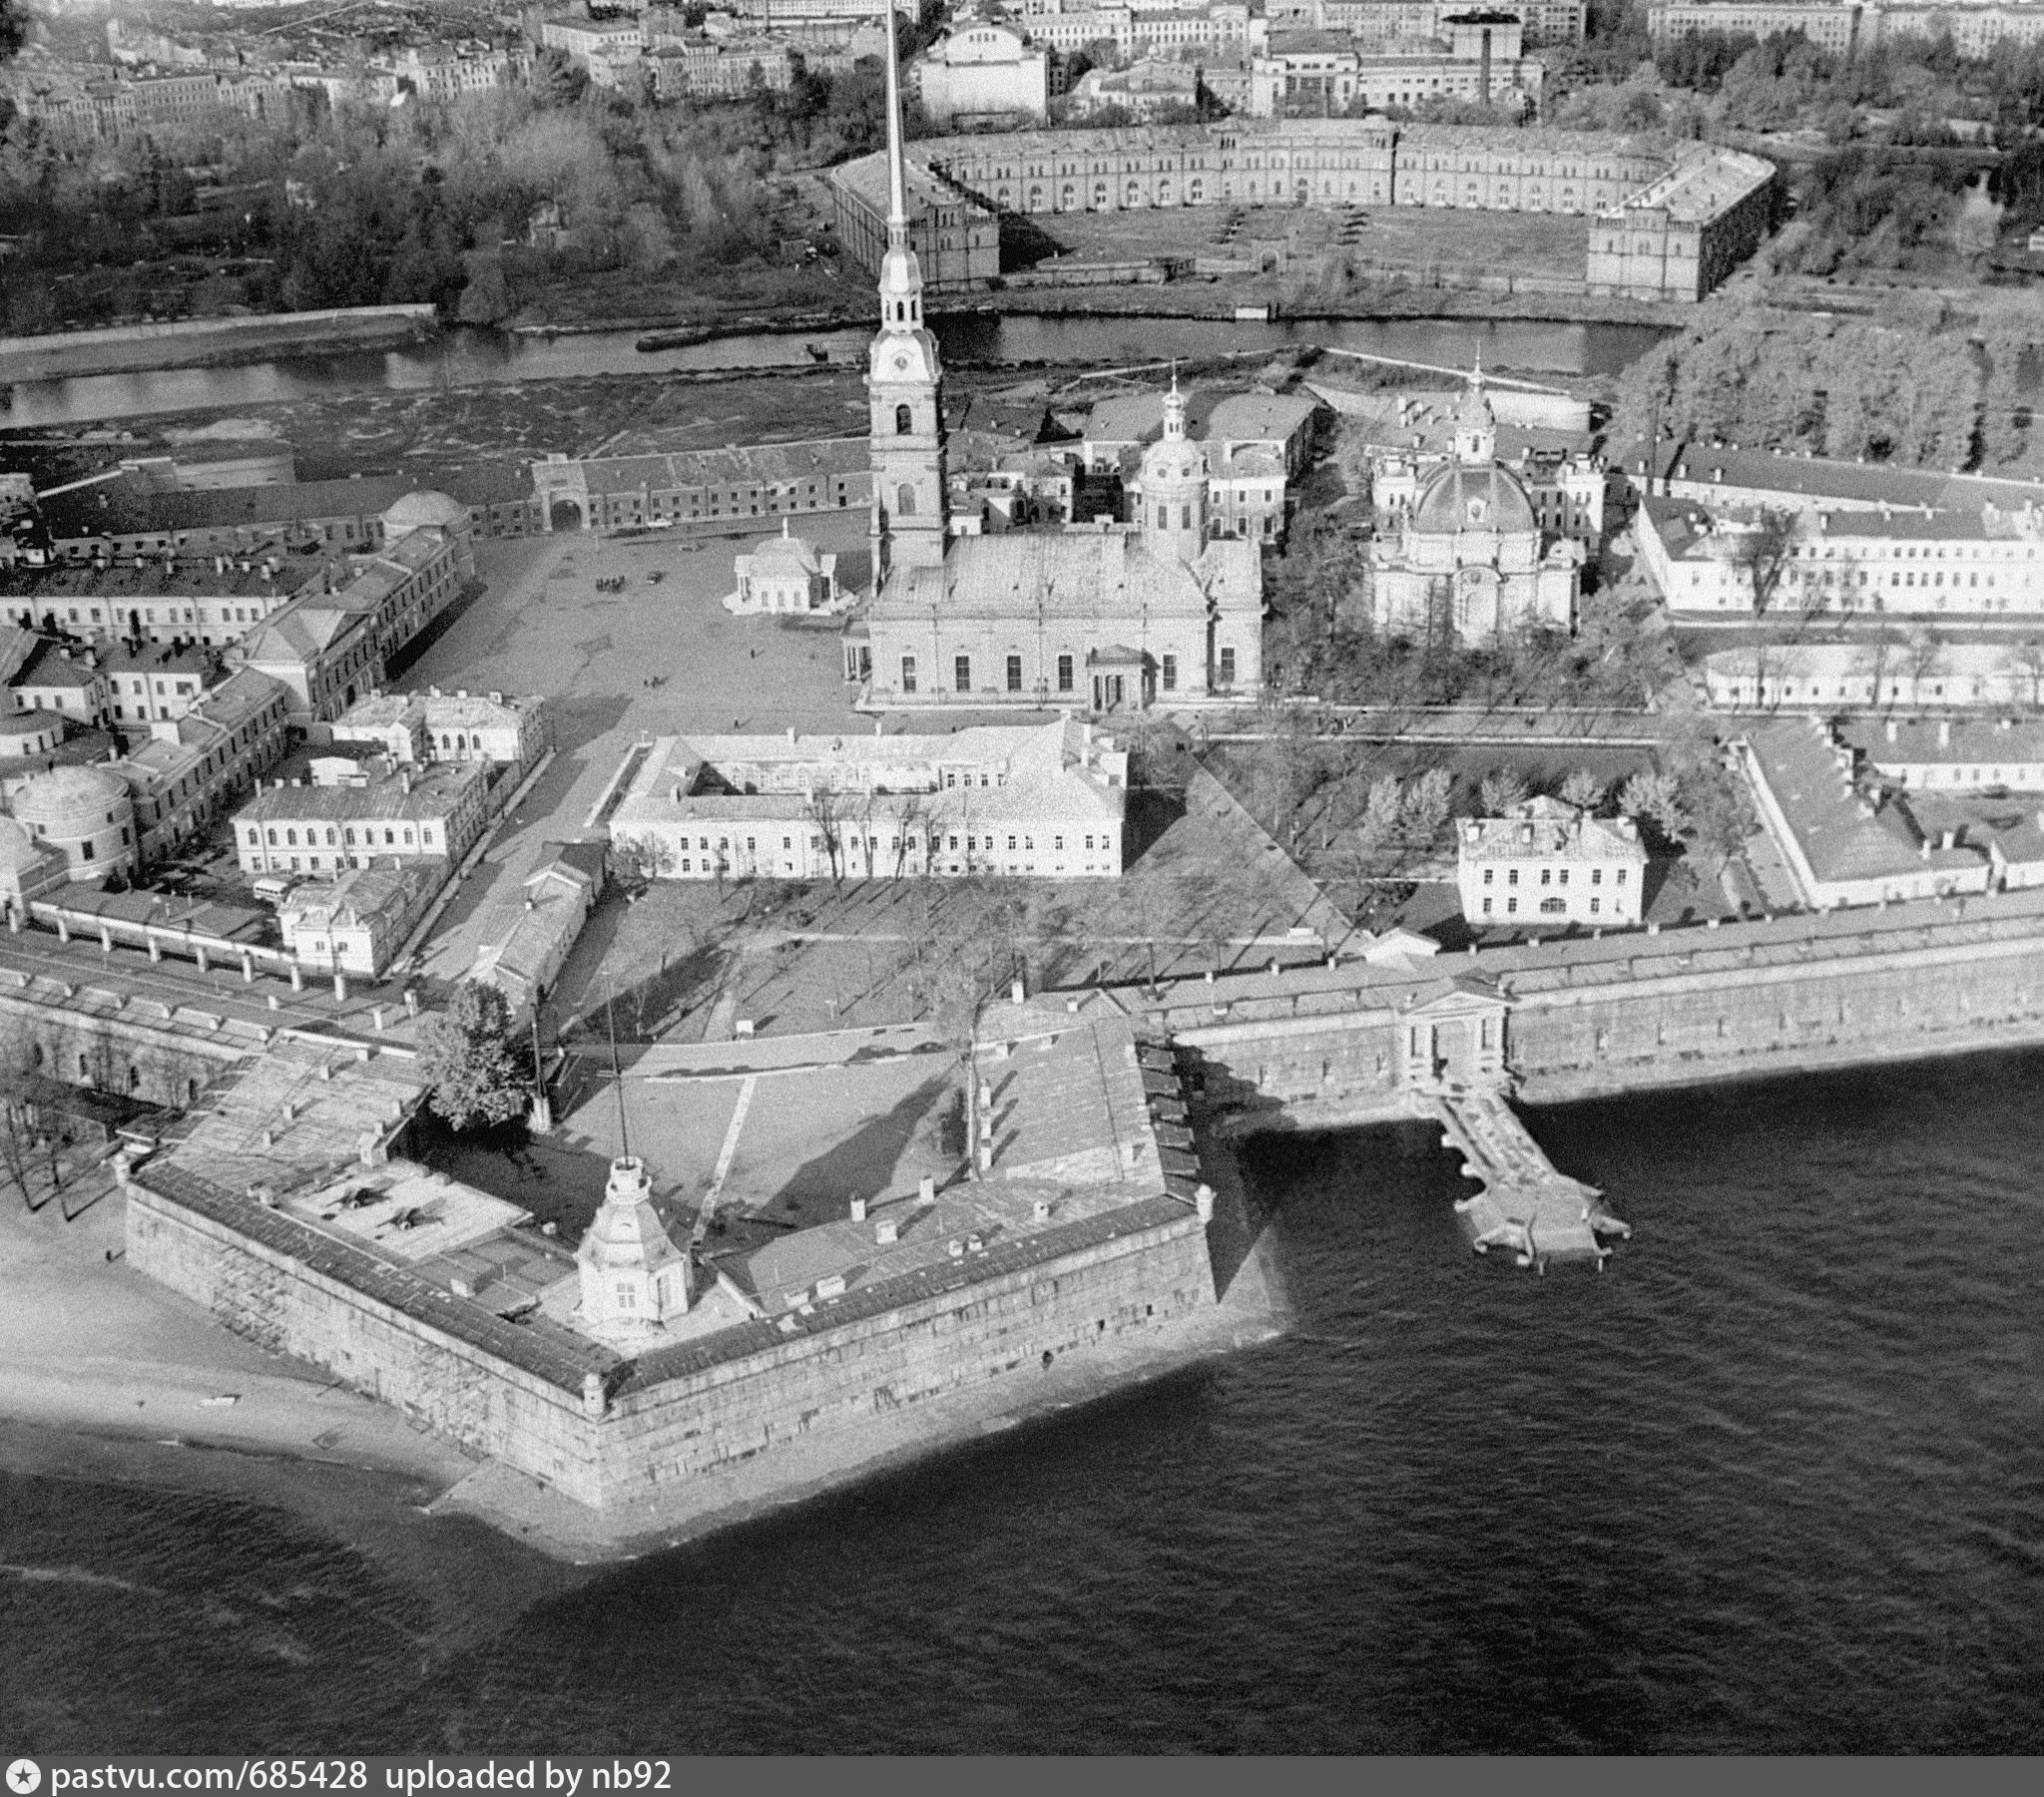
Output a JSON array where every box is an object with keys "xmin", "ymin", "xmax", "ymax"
[{"xmin": 1410, "ymin": 459, "xmax": 1537, "ymax": 538}]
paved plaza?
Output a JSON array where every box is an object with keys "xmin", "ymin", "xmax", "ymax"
[{"xmin": 402, "ymin": 519, "xmax": 869, "ymax": 984}]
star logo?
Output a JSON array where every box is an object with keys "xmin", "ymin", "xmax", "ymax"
[{"xmin": 7, "ymin": 1761, "xmax": 42, "ymax": 1795}]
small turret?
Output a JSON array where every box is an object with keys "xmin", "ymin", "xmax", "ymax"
[{"xmin": 575, "ymin": 1155, "xmax": 691, "ymax": 1345}]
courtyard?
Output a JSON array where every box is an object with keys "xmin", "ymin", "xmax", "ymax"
[{"xmin": 1033, "ymin": 202, "xmax": 1592, "ymax": 285}]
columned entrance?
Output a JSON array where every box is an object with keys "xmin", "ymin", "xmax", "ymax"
[{"xmin": 1396, "ymin": 978, "xmax": 1510, "ymax": 1092}]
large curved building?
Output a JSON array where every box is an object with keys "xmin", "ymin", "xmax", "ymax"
[
  {"xmin": 831, "ymin": 116, "xmax": 1774, "ymax": 301},
  {"xmin": 4, "ymin": 763, "xmax": 138, "ymax": 878}
]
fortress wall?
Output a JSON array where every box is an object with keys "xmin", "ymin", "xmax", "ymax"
[
  {"xmin": 125, "ymin": 1183, "xmax": 605, "ymax": 1506},
  {"xmin": 1178, "ymin": 927, "xmax": 2044, "ymax": 1130},
  {"xmin": 0, "ymin": 989, "xmax": 251, "ymax": 1110},
  {"xmin": 1179, "ymin": 1008, "xmax": 1410, "ymax": 1134},
  {"xmin": 1506, "ymin": 933, "xmax": 2044, "ymax": 1103},
  {"xmin": 599, "ymin": 1212, "xmax": 1217, "ymax": 1506}
]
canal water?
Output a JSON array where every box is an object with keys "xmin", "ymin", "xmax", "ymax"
[
  {"xmin": 4, "ymin": 1052, "xmax": 2042, "ymax": 1751},
  {"xmin": 0, "ymin": 313, "xmax": 1667, "ymax": 431}
]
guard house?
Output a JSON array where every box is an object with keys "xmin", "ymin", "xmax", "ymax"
[{"xmin": 1397, "ymin": 977, "xmax": 1510, "ymax": 1091}]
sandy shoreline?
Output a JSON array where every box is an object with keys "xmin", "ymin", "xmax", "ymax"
[
  {"xmin": 0, "ymin": 1184, "xmax": 478, "ymax": 1500},
  {"xmin": 3, "ymin": 1169, "xmax": 1290, "ymax": 1566}
]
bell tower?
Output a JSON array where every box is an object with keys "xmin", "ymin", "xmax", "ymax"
[{"xmin": 868, "ymin": 18, "xmax": 947, "ymax": 576}]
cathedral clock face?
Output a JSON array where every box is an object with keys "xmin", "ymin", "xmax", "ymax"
[{"xmin": 891, "ymin": 350, "xmax": 914, "ymax": 374}]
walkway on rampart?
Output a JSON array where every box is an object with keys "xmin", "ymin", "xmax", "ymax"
[
  {"xmin": 1422, "ymin": 1086, "xmax": 1628, "ymax": 1271},
  {"xmin": 1138, "ymin": 884, "xmax": 2044, "ymax": 1039}
]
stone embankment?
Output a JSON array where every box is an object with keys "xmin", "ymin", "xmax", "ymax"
[
  {"xmin": 0, "ymin": 304, "xmax": 438, "ymax": 383},
  {"xmin": 1154, "ymin": 887, "xmax": 2044, "ymax": 1139}
]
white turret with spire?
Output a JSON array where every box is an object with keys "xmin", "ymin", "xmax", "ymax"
[
  {"xmin": 1136, "ymin": 362, "xmax": 1210, "ymax": 570},
  {"xmin": 867, "ymin": 17, "xmax": 948, "ymax": 574},
  {"xmin": 1453, "ymin": 347, "xmax": 1497, "ymax": 466},
  {"xmin": 575, "ymin": 1154, "xmax": 692, "ymax": 1346}
]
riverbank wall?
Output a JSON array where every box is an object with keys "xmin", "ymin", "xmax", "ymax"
[
  {"xmin": 125, "ymin": 1162, "xmax": 1231, "ymax": 1553},
  {"xmin": 1155, "ymin": 889, "xmax": 2044, "ymax": 1136},
  {"xmin": 0, "ymin": 304, "xmax": 438, "ymax": 384},
  {"xmin": 539, "ymin": 282, "xmax": 1686, "ymax": 349}
]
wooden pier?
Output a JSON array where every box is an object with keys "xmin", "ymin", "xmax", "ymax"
[{"xmin": 1423, "ymin": 1086, "xmax": 1631, "ymax": 1272}]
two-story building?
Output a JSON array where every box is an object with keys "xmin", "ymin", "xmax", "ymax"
[
  {"xmin": 1455, "ymin": 795, "xmax": 1647, "ymax": 927},
  {"xmin": 609, "ymin": 718, "xmax": 1130, "ymax": 883},
  {"xmin": 233, "ymin": 758, "xmax": 490, "ymax": 877}
]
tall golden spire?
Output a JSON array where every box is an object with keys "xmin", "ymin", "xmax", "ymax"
[{"xmin": 884, "ymin": 5, "xmax": 908, "ymax": 248}]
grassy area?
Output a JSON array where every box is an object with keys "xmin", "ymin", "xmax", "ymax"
[
  {"xmin": 550, "ymin": 763, "xmax": 1351, "ymax": 1048},
  {"xmin": 1034, "ymin": 202, "xmax": 1591, "ymax": 284}
]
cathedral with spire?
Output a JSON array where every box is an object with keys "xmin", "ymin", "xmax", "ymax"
[{"xmin": 846, "ymin": 24, "xmax": 1263, "ymax": 713}]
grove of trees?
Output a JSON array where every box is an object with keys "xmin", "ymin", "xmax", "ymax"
[{"xmin": 0, "ymin": 36, "xmax": 908, "ymax": 332}]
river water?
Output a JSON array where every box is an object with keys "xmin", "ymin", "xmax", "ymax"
[
  {"xmin": 0, "ymin": 314, "xmax": 1665, "ymax": 431},
  {"xmin": 4, "ymin": 1054, "xmax": 2042, "ymax": 1752}
]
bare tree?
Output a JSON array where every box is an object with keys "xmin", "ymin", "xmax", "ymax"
[
  {"xmin": 806, "ymin": 785, "xmax": 847, "ymax": 894},
  {"xmin": 1854, "ymin": 630, "xmax": 1905, "ymax": 710},
  {"xmin": 1901, "ymin": 633, "xmax": 1947, "ymax": 707},
  {"xmin": 2004, "ymin": 638, "xmax": 2044, "ymax": 713},
  {"xmin": 1732, "ymin": 507, "xmax": 1800, "ymax": 619},
  {"xmin": 0, "ymin": 1031, "xmax": 47, "ymax": 1212}
]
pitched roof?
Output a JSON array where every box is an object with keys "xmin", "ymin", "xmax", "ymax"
[
  {"xmin": 1746, "ymin": 717, "xmax": 1983, "ymax": 885},
  {"xmin": 871, "ymin": 527, "xmax": 1259, "ymax": 622}
]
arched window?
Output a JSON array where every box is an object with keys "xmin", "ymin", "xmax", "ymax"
[
  {"xmin": 895, "ymin": 403, "xmax": 912, "ymax": 435},
  {"xmin": 1156, "ymin": 506, "xmax": 1168, "ymax": 530},
  {"xmin": 128, "ymin": 1066, "xmax": 141, "ymax": 1093},
  {"xmin": 896, "ymin": 484, "xmax": 917, "ymax": 518}
]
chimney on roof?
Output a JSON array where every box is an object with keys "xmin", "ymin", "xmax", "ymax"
[
  {"xmin": 1939, "ymin": 719, "xmax": 1951, "ymax": 749},
  {"xmin": 1886, "ymin": 719, "xmax": 1897, "ymax": 743}
]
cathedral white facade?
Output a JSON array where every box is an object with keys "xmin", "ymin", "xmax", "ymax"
[
  {"xmin": 847, "ymin": 27, "xmax": 1264, "ymax": 713},
  {"xmin": 1369, "ymin": 372, "xmax": 1581, "ymax": 644}
]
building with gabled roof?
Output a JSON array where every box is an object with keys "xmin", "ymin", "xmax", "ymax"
[
  {"xmin": 331, "ymin": 687, "xmax": 547, "ymax": 769},
  {"xmin": 471, "ymin": 843, "xmax": 604, "ymax": 1019},
  {"xmin": 530, "ymin": 438, "xmax": 870, "ymax": 535},
  {"xmin": 1736, "ymin": 716, "xmax": 1993, "ymax": 910},
  {"xmin": 233, "ymin": 757, "xmax": 489, "ymax": 877},
  {"xmin": 277, "ymin": 861, "xmax": 441, "ymax": 978}
]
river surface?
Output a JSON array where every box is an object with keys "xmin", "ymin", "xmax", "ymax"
[
  {"xmin": 0, "ymin": 314, "xmax": 1666, "ymax": 431},
  {"xmin": 4, "ymin": 1052, "xmax": 2043, "ymax": 1752}
]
